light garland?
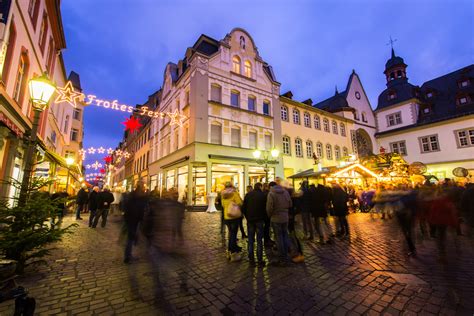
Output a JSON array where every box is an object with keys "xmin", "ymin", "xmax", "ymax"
[
  {"xmin": 55, "ymin": 81, "xmax": 188, "ymax": 127},
  {"xmin": 79, "ymin": 147, "xmax": 130, "ymax": 161},
  {"xmin": 85, "ymin": 161, "xmax": 103, "ymax": 170}
]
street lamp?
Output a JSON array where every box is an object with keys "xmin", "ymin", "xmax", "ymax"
[
  {"xmin": 18, "ymin": 73, "xmax": 56, "ymax": 205},
  {"xmin": 65, "ymin": 157, "xmax": 75, "ymax": 193},
  {"xmin": 252, "ymin": 148, "xmax": 279, "ymax": 183}
]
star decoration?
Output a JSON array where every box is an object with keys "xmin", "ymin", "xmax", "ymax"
[
  {"xmin": 103, "ymin": 156, "xmax": 112, "ymax": 164},
  {"xmin": 100, "ymin": 169, "xmax": 106, "ymax": 174},
  {"xmin": 167, "ymin": 109, "xmax": 187, "ymax": 127},
  {"xmin": 115, "ymin": 149, "xmax": 123, "ymax": 156},
  {"xmin": 55, "ymin": 81, "xmax": 83, "ymax": 108},
  {"xmin": 86, "ymin": 164, "xmax": 91, "ymax": 169},
  {"xmin": 107, "ymin": 148, "xmax": 114, "ymax": 155},
  {"xmin": 122, "ymin": 117, "xmax": 142, "ymax": 133},
  {"xmin": 123, "ymin": 152, "xmax": 131, "ymax": 159},
  {"xmin": 97, "ymin": 147, "xmax": 106, "ymax": 154},
  {"xmin": 79, "ymin": 149, "xmax": 86, "ymax": 155},
  {"xmin": 88, "ymin": 147, "xmax": 96, "ymax": 154},
  {"xmin": 116, "ymin": 157, "xmax": 122, "ymax": 163}
]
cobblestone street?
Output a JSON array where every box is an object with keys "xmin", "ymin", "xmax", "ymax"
[{"xmin": 1, "ymin": 212, "xmax": 473, "ymax": 315}]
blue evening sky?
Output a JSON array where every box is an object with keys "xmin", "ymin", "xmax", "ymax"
[{"xmin": 61, "ymin": 0, "xmax": 473, "ymax": 166}]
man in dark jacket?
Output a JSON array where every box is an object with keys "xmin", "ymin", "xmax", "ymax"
[
  {"xmin": 92, "ymin": 187, "xmax": 114, "ymax": 228},
  {"xmin": 51, "ymin": 189, "xmax": 68, "ymax": 226},
  {"xmin": 242, "ymin": 182, "xmax": 267, "ymax": 266},
  {"xmin": 75, "ymin": 185, "xmax": 88, "ymax": 220},
  {"xmin": 300, "ymin": 181, "xmax": 313, "ymax": 240},
  {"xmin": 310, "ymin": 184, "xmax": 329, "ymax": 243},
  {"xmin": 332, "ymin": 183, "xmax": 349, "ymax": 237},
  {"xmin": 88, "ymin": 186, "xmax": 100, "ymax": 228},
  {"xmin": 266, "ymin": 181, "xmax": 292, "ymax": 265}
]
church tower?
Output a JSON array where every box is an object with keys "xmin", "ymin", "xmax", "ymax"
[{"xmin": 384, "ymin": 48, "xmax": 408, "ymax": 86}]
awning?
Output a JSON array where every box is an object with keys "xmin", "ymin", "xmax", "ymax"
[
  {"xmin": 287, "ymin": 168, "xmax": 333, "ymax": 179},
  {"xmin": 44, "ymin": 150, "xmax": 82, "ymax": 174}
]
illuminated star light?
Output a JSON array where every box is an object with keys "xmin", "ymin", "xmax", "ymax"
[
  {"xmin": 97, "ymin": 147, "xmax": 106, "ymax": 154},
  {"xmin": 107, "ymin": 148, "xmax": 114, "ymax": 155},
  {"xmin": 55, "ymin": 81, "xmax": 84, "ymax": 108},
  {"xmin": 88, "ymin": 147, "xmax": 96, "ymax": 154},
  {"xmin": 167, "ymin": 109, "xmax": 187, "ymax": 127},
  {"xmin": 122, "ymin": 117, "xmax": 142, "ymax": 133}
]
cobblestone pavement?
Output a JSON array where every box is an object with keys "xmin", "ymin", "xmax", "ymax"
[{"xmin": 1, "ymin": 211, "xmax": 473, "ymax": 315}]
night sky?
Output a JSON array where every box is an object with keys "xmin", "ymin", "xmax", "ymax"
[{"xmin": 61, "ymin": 0, "xmax": 474, "ymax": 167}]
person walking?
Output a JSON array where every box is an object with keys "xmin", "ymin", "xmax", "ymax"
[
  {"xmin": 242, "ymin": 182, "xmax": 267, "ymax": 267},
  {"xmin": 88, "ymin": 186, "xmax": 100, "ymax": 228},
  {"xmin": 300, "ymin": 181, "xmax": 313, "ymax": 240},
  {"xmin": 92, "ymin": 186, "xmax": 114, "ymax": 228},
  {"xmin": 124, "ymin": 182, "xmax": 148, "ymax": 264},
  {"xmin": 110, "ymin": 188, "xmax": 121, "ymax": 216},
  {"xmin": 332, "ymin": 183, "xmax": 350, "ymax": 237},
  {"xmin": 266, "ymin": 181, "xmax": 292, "ymax": 266},
  {"xmin": 310, "ymin": 184, "xmax": 330, "ymax": 243},
  {"xmin": 221, "ymin": 182, "xmax": 243, "ymax": 262},
  {"xmin": 75, "ymin": 184, "xmax": 88, "ymax": 220}
]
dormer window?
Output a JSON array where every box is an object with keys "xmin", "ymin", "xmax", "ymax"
[
  {"xmin": 426, "ymin": 92, "xmax": 433, "ymax": 98},
  {"xmin": 459, "ymin": 79, "xmax": 470, "ymax": 88},
  {"xmin": 458, "ymin": 96, "xmax": 469, "ymax": 105},
  {"xmin": 388, "ymin": 92, "xmax": 397, "ymax": 100},
  {"xmin": 232, "ymin": 56, "xmax": 241, "ymax": 74},
  {"xmin": 422, "ymin": 107, "xmax": 431, "ymax": 114}
]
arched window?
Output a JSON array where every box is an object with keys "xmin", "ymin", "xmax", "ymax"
[
  {"xmin": 230, "ymin": 90, "xmax": 240, "ymax": 107},
  {"xmin": 314, "ymin": 115, "xmax": 321, "ymax": 130},
  {"xmin": 295, "ymin": 138, "xmax": 303, "ymax": 157},
  {"xmin": 361, "ymin": 112, "xmax": 367, "ymax": 122},
  {"xmin": 282, "ymin": 136, "xmax": 291, "ymax": 155},
  {"xmin": 323, "ymin": 118, "xmax": 329, "ymax": 132},
  {"xmin": 316, "ymin": 142, "xmax": 323, "ymax": 158},
  {"xmin": 248, "ymin": 95, "xmax": 256, "ymax": 111},
  {"xmin": 326, "ymin": 144, "xmax": 332, "ymax": 160},
  {"xmin": 306, "ymin": 140, "xmax": 313, "ymax": 158},
  {"xmin": 390, "ymin": 72, "xmax": 395, "ymax": 80},
  {"xmin": 244, "ymin": 60, "xmax": 252, "ymax": 78},
  {"xmin": 264, "ymin": 133, "xmax": 272, "ymax": 150},
  {"xmin": 12, "ymin": 50, "xmax": 29, "ymax": 105},
  {"xmin": 342, "ymin": 147, "xmax": 348, "ymax": 158},
  {"xmin": 249, "ymin": 130, "xmax": 258, "ymax": 149},
  {"xmin": 397, "ymin": 70, "xmax": 402, "ymax": 78},
  {"xmin": 335, "ymin": 146, "xmax": 341, "ymax": 160},
  {"xmin": 332, "ymin": 120, "xmax": 338, "ymax": 134},
  {"xmin": 263, "ymin": 100, "xmax": 270, "ymax": 116},
  {"xmin": 63, "ymin": 115, "xmax": 69, "ymax": 133},
  {"xmin": 232, "ymin": 55, "xmax": 241, "ymax": 74},
  {"xmin": 293, "ymin": 109, "xmax": 300, "ymax": 124},
  {"xmin": 303, "ymin": 112, "xmax": 311, "ymax": 127},
  {"xmin": 281, "ymin": 105, "xmax": 288, "ymax": 121},
  {"xmin": 354, "ymin": 110, "xmax": 359, "ymax": 120},
  {"xmin": 340, "ymin": 123, "xmax": 346, "ymax": 136},
  {"xmin": 231, "ymin": 127, "xmax": 241, "ymax": 147},
  {"xmin": 210, "ymin": 84, "xmax": 222, "ymax": 103},
  {"xmin": 210, "ymin": 123, "xmax": 222, "ymax": 145}
]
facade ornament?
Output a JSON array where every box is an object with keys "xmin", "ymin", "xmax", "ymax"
[{"xmin": 0, "ymin": 127, "xmax": 9, "ymax": 150}]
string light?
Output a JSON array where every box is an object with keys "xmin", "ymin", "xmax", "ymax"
[{"xmin": 79, "ymin": 147, "xmax": 130, "ymax": 161}]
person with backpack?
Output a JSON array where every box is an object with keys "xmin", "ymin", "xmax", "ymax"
[
  {"xmin": 242, "ymin": 182, "xmax": 267, "ymax": 267},
  {"xmin": 221, "ymin": 182, "xmax": 243, "ymax": 262}
]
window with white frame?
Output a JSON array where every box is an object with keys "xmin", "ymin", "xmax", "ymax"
[
  {"xmin": 281, "ymin": 105, "xmax": 288, "ymax": 121},
  {"xmin": 249, "ymin": 131, "xmax": 257, "ymax": 149},
  {"xmin": 265, "ymin": 134, "xmax": 272, "ymax": 150},
  {"xmin": 248, "ymin": 96, "xmax": 256, "ymax": 111},
  {"xmin": 387, "ymin": 112, "xmax": 402, "ymax": 126},
  {"xmin": 390, "ymin": 141, "xmax": 407, "ymax": 155},
  {"xmin": 210, "ymin": 124, "xmax": 222, "ymax": 144},
  {"xmin": 303, "ymin": 112, "xmax": 311, "ymax": 127},
  {"xmin": 342, "ymin": 147, "xmax": 348, "ymax": 158},
  {"xmin": 314, "ymin": 115, "xmax": 321, "ymax": 130},
  {"xmin": 456, "ymin": 128, "xmax": 474, "ymax": 147},
  {"xmin": 332, "ymin": 120, "xmax": 338, "ymax": 134},
  {"xmin": 340, "ymin": 123, "xmax": 346, "ymax": 136},
  {"xmin": 335, "ymin": 146, "xmax": 341, "ymax": 160},
  {"xmin": 73, "ymin": 109, "xmax": 81, "ymax": 120},
  {"xmin": 263, "ymin": 101, "xmax": 270, "ymax": 116},
  {"xmin": 210, "ymin": 84, "xmax": 222, "ymax": 102},
  {"xmin": 283, "ymin": 136, "xmax": 291, "ymax": 155},
  {"xmin": 295, "ymin": 138, "xmax": 303, "ymax": 157},
  {"xmin": 232, "ymin": 56, "xmax": 241, "ymax": 74},
  {"xmin": 316, "ymin": 142, "xmax": 323, "ymax": 158},
  {"xmin": 306, "ymin": 140, "xmax": 313, "ymax": 158},
  {"xmin": 244, "ymin": 61, "xmax": 252, "ymax": 78},
  {"xmin": 230, "ymin": 90, "xmax": 240, "ymax": 107},
  {"xmin": 419, "ymin": 135, "xmax": 439, "ymax": 153},
  {"xmin": 326, "ymin": 144, "xmax": 332, "ymax": 160},
  {"xmin": 323, "ymin": 118, "xmax": 330, "ymax": 132},
  {"xmin": 293, "ymin": 109, "xmax": 300, "ymax": 124},
  {"xmin": 231, "ymin": 127, "xmax": 241, "ymax": 147}
]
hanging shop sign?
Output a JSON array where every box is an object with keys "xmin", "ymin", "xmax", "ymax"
[
  {"xmin": 0, "ymin": 111, "xmax": 24, "ymax": 137},
  {"xmin": 55, "ymin": 81, "xmax": 188, "ymax": 127}
]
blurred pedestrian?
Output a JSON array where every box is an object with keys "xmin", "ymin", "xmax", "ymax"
[
  {"xmin": 221, "ymin": 182, "xmax": 243, "ymax": 262},
  {"xmin": 262, "ymin": 183, "xmax": 274, "ymax": 247},
  {"xmin": 110, "ymin": 188, "xmax": 122, "ymax": 216},
  {"xmin": 332, "ymin": 183, "xmax": 349, "ymax": 237},
  {"xmin": 266, "ymin": 181, "xmax": 292, "ymax": 265},
  {"xmin": 124, "ymin": 182, "xmax": 149, "ymax": 264},
  {"xmin": 75, "ymin": 184, "xmax": 88, "ymax": 220},
  {"xmin": 300, "ymin": 181, "xmax": 313, "ymax": 240},
  {"xmin": 88, "ymin": 186, "xmax": 100, "ymax": 228},
  {"xmin": 311, "ymin": 184, "xmax": 331, "ymax": 244},
  {"xmin": 242, "ymin": 182, "xmax": 267, "ymax": 266},
  {"xmin": 51, "ymin": 188, "xmax": 68, "ymax": 227},
  {"xmin": 92, "ymin": 186, "xmax": 114, "ymax": 228},
  {"xmin": 461, "ymin": 183, "xmax": 474, "ymax": 237}
]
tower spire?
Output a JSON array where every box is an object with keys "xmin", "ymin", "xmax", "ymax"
[
  {"xmin": 387, "ymin": 36, "xmax": 398, "ymax": 57},
  {"xmin": 335, "ymin": 85, "xmax": 339, "ymax": 95}
]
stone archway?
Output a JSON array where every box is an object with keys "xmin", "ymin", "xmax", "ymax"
[{"xmin": 356, "ymin": 128, "xmax": 373, "ymax": 157}]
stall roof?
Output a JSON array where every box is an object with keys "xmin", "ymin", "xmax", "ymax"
[{"xmin": 287, "ymin": 168, "xmax": 333, "ymax": 179}]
